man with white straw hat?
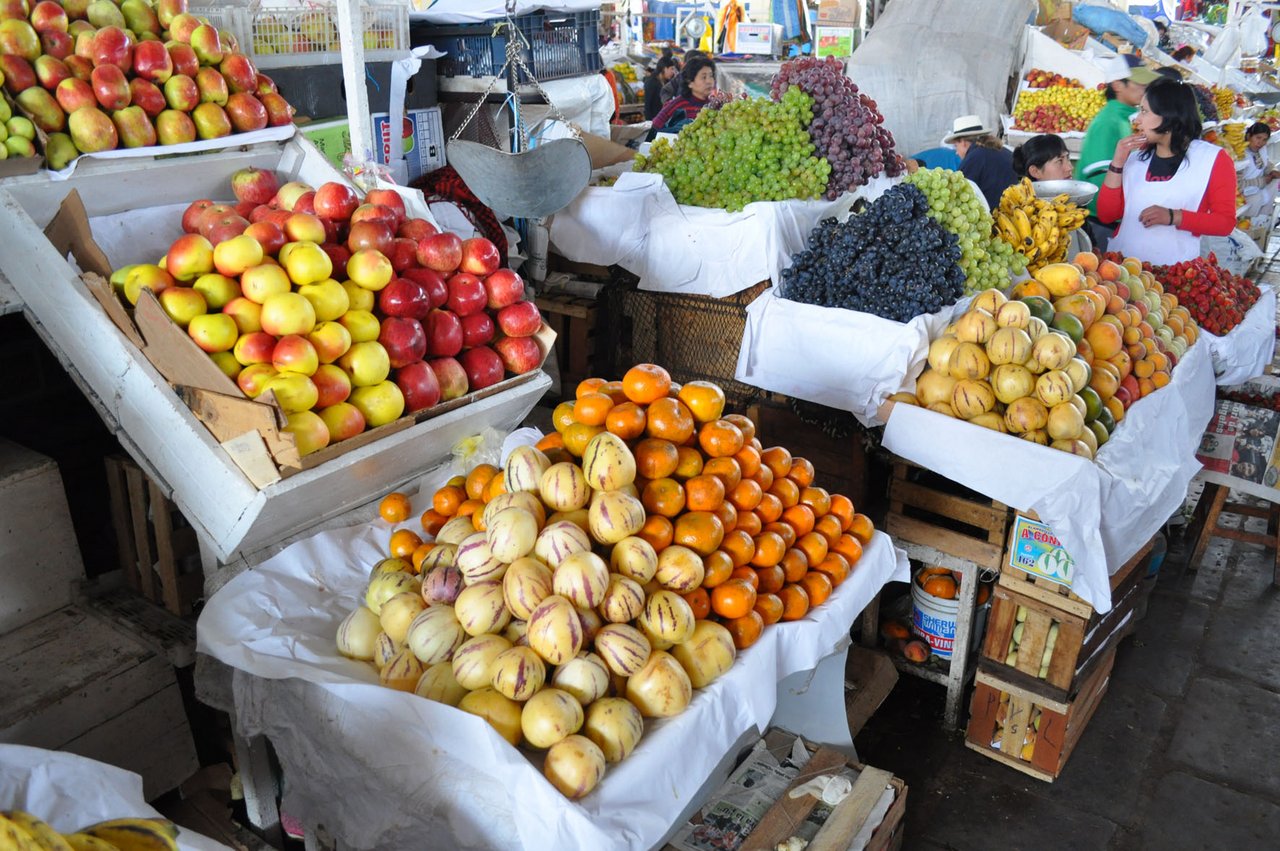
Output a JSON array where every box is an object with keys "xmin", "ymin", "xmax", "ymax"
[{"xmin": 943, "ymin": 114, "xmax": 1018, "ymax": 208}]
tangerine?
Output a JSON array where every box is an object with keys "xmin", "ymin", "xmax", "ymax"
[
  {"xmin": 646, "ymin": 396, "xmax": 696, "ymax": 443},
  {"xmin": 635, "ymin": 438, "xmax": 681, "ymax": 479},
  {"xmin": 711, "ymin": 577, "xmax": 757, "ymax": 619},
  {"xmin": 726, "ymin": 610, "xmax": 764, "ymax": 649},
  {"xmin": 781, "ymin": 548, "xmax": 809, "ymax": 583},
  {"xmin": 752, "ymin": 463, "xmax": 774, "ymax": 491},
  {"xmin": 828, "ymin": 494, "xmax": 855, "ymax": 531},
  {"xmin": 410, "ymin": 542, "xmax": 436, "ymax": 572},
  {"xmin": 781, "ymin": 503, "xmax": 816, "ymax": 537},
  {"xmin": 482, "ymin": 471, "xmax": 506, "ymax": 502},
  {"xmin": 728, "ymin": 478, "xmax": 764, "ymax": 512},
  {"xmin": 677, "ymin": 380, "xmax": 727, "ymax": 423},
  {"xmin": 573, "ymin": 392, "xmax": 614, "ymax": 426},
  {"xmin": 674, "ymin": 445, "xmax": 705, "ymax": 479},
  {"xmin": 814, "ymin": 514, "xmax": 844, "ymax": 548},
  {"xmin": 598, "ymin": 380, "xmax": 628, "ymax": 405},
  {"xmin": 750, "ymin": 530, "xmax": 786, "ymax": 568},
  {"xmin": 420, "ymin": 508, "xmax": 447, "ymax": 536},
  {"xmin": 756, "ymin": 492, "xmax": 784, "ymax": 524},
  {"xmin": 702, "ymin": 550, "xmax": 734, "ymax": 587},
  {"xmin": 575, "ymin": 377, "xmax": 607, "ymax": 399},
  {"xmin": 637, "ymin": 515, "xmax": 674, "ymax": 552},
  {"xmin": 713, "ymin": 501, "xmax": 738, "ymax": 533},
  {"xmin": 465, "ymin": 464, "xmax": 500, "ymax": 500},
  {"xmin": 760, "ymin": 446, "xmax": 793, "ymax": 478},
  {"xmin": 832, "ymin": 534, "xmax": 863, "ymax": 565},
  {"xmin": 922, "ymin": 575, "xmax": 957, "ymax": 600},
  {"xmin": 796, "ymin": 531, "xmax": 828, "ymax": 566},
  {"xmin": 622, "ymin": 363, "xmax": 672, "ymax": 404},
  {"xmin": 778, "ymin": 584, "xmax": 810, "ymax": 621},
  {"xmin": 378, "ymin": 493, "xmax": 412, "ymax": 524},
  {"xmin": 703, "ymin": 457, "xmax": 743, "ymax": 491},
  {"xmin": 735, "ymin": 510, "xmax": 763, "ymax": 537},
  {"xmin": 456, "ymin": 498, "xmax": 484, "ymax": 519},
  {"xmin": 723, "ymin": 413, "xmax": 756, "ymax": 442},
  {"xmin": 672, "ymin": 511, "xmax": 725, "ymax": 556},
  {"xmin": 641, "ymin": 477, "xmax": 686, "ymax": 518},
  {"xmin": 734, "ymin": 445, "xmax": 762, "ymax": 477},
  {"xmin": 605, "ymin": 401, "xmax": 648, "ymax": 439},
  {"xmin": 535, "ymin": 432, "xmax": 564, "ymax": 452},
  {"xmin": 787, "ymin": 456, "xmax": 815, "ymax": 487},
  {"xmin": 552, "ymin": 401, "xmax": 577, "ymax": 433},
  {"xmin": 798, "ymin": 486, "xmax": 831, "ymax": 517},
  {"xmin": 755, "ymin": 563, "xmax": 786, "ymax": 594},
  {"xmin": 389, "ymin": 529, "xmax": 423, "ymax": 559},
  {"xmin": 685, "ymin": 474, "xmax": 727, "ymax": 512},
  {"xmin": 764, "ymin": 521, "xmax": 797, "ymax": 549},
  {"xmin": 698, "ymin": 419, "xmax": 745, "ymax": 458},
  {"xmin": 769, "ymin": 476, "xmax": 801, "ymax": 508},
  {"xmin": 799, "ymin": 571, "xmax": 833, "ymax": 607},
  {"xmin": 720, "ymin": 529, "xmax": 757, "ymax": 567},
  {"xmin": 683, "ymin": 587, "xmax": 711, "ymax": 620},
  {"xmin": 847, "ymin": 514, "xmax": 875, "ymax": 546},
  {"xmin": 433, "ymin": 485, "xmax": 466, "ymax": 517},
  {"xmin": 563, "ymin": 422, "xmax": 605, "ymax": 456},
  {"xmin": 754, "ymin": 592, "xmax": 784, "ymax": 625},
  {"xmin": 813, "ymin": 552, "xmax": 850, "ymax": 586}
]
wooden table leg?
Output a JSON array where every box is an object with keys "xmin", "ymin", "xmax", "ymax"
[
  {"xmin": 232, "ymin": 729, "xmax": 283, "ymax": 847},
  {"xmin": 1187, "ymin": 482, "xmax": 1228, "ymax": 571},
  {"xmin": 859, "ymin": 592, "xmax": 880, "ymax": 649}
]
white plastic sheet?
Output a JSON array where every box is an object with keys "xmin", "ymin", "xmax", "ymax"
[
  {"xmin": 0, "ymin": 745, "xmax": 228, "ymax": 851},
  {"xmin": 408, "ymin": 0, "xmax": 602, "ymax": 24},
  {"xmin": 1201, "ymin": 286, "xmax": 1278, "ymax": 387},
  {"xmin": 882, "ymin": 339, "xmax": 1216, "ymax": 613},
  {"xmin": 735, "ymin": 292, "xmax": 964, "ymax": 427},
  {"xmin": 549, "ymin": 172, "xmax": 898, "ymax": 297},
  {"xmin": 197, "ymin": 520, "xmax": 907, "ymax": 851}
]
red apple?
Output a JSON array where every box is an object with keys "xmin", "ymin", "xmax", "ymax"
[
  {"xmin": 378, "ymin": 276, "xmax": 431, "ymax": 320},
  {"xmin": 292, "ymin": 191, "xmax": 316, "ymax": 216},
  {"xmin": 132, "ymin": 38, "xmax": 172, "ymax": 83},
  {"xmin": 459, "ymin": 237, "xmax": 501, "ymax": 276},
  {"xmin": 188, "ymin": 22, "xmax": 222, "ymax": 66},
  {"xmin": 154, "ymin": 108, "xmax": 195, "ymax": 145},
  {"xmin": 425, "ymin": 309, "xmax": 463, "ymax": 357},
  {"xmin": 0, "ymin": 55, "xmax": 36, "ymax": 94},
  {"xmin": 89, "ymin": 26, "xmax": 132, "ymax": 71},
  {"xmin": 234, "ymin": 200, "xmax": 257, "ymax": 219},
  {"xmin": 237, "ymin": 363, "xmax": 278, "ymax": 398},
  {"xmin": 111, "ymin": 104, "xmax": 156, "ymax": 148},
  {"xmin": 284, "ymin": 212, "xmax": 326, "ymax": 244},
  {"xmin": 446, "ymin": 273, "xmax": 486, "ymax": 317},
  {"xmin": 226, "ymin": 90, "xmax": 267, "ymax": 132},
  {"xmin": 313, "ymin": 181, "xmax": 359, "ymax": 222},
  {"xmin": 273, "ymin": 180, "xmax": 313, "ymax": 212},
  {"xmin": 40, "ymin": 30, "xmax": 73, "ymax": 61},
  {"xmin": 249, "ymin": 204, "xmax": 279, "ymax": 223},
  {"xmin": 428, "ymin": 356, "xmax": 469, "ymax": 401},
  {"xmin": 219, "ymin": 52, "xmax": 257, "ymax": 94},
  {"xmin": 395, "ymin": 360, "xmax": 441, "ymax": 413},
  {"xmin": 461, "ymin": 311, "xmax": 495, "ymax": 348},
  {"xmin": 244, "ymin": 220, "xmax": 285, "ymax": 255},
  {"xmin": 320, "ymin": 241, "xmax": 351, "ymax": 271},
  {"xmin": 398, "ymin": 217, "xmax": 437, "ymax": 241},
  {"xmin": 312, "ymin": 362, "xmax": 352, "ymax": 407},
  {"xmin": 90, "ymin": 63, "xmax": 129, "ymax": 110},
  {"xmin": 259, "ymin": 91, "xmax": 294, "ymax": 127},
  {"xmin": 162, "ymin": 73, "xmax": 199, "ymax": 111},
  {"xmin": 350, "ymin": 203, "xmax": 396, "ymax": 227},
  {"xmin": 385, "ymin": 237, "xmax": 418, "ymax": 273},
  {"xmin": 379, "ymin": 316, "xmax": 427, "ymax": 369},
  {"xmin": 202, "ymin": 214, "xmax": 251, "ymax": 247},
  {"xmin": 272, "ymin": 334, "xmax": 319, "ymax": 376},
  {"xmin": 458, "ymin": 345, "xmax": 505, "ymax": 391},
  {"xmin": 55, "ymin": 76, "xmax": 95, "ymax": 113},
  {"xmin": 167, "ymin": 233, "xmax": 215, "ymax": 282},
  {"xmin": 318, "ymin": 402, "xmax": 364, "ymax": 442},
  {"xmin": 233, "ymin": 330, "xmax": 276, "ymax": 366},
  {"xmin": 494, "ymin": 335, "xmax": 543, "ymax": 374},
  {"xmin": 483, "ymin": 268, "xmax": 525, "ymax": 310},
  {"xmin": 401, "ymin": 267, "xmax": 447, "ymax": 309},
  {"xmin": 416, "ymin": 232, "xmax": 462, "ymax": 274},
  {"xmin": 34, "ymin": 54, "xmax": 71, "ymax": 90},
  {"xmin": 232, "ymin": 166, "xmax": 280, "ymax": 206},
  {"xmin": 254, "ymin": 72, "xmax": 277, "ymax": 95},
  {"xmin": 128, "ymin": 77, "xmax": 166, "ymax": 117},
  {"xmin": 364, "ymin": 188, "xmax": 407, "ymax": 228},
  {"xmin": 346, "ymin": 220, "xmax": 393, "ymax": 255},
  {"xmin": 167, "ymin": 42, "xmax": 198, "ymax": 77},
  {"xmin": 497, "ymin": 300, "xmax": 542, "ymax": 337}
]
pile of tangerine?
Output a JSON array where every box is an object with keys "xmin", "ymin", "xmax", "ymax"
[{"xmin": 378, "ymin": 364, "xmax": 876, "ymax": 651}]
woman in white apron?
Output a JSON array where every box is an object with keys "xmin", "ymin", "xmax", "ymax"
[
  {"xmin": 1011, "ymin": 133, "xmax": 1094, "ymax": 257},
  {"xmin": 1096, "ymin": 78, "xmax": 1237, "ymax": 265},
  {"xmin": 1236, "ymin": 122, "xmax": 1280, "ymax": 221}
]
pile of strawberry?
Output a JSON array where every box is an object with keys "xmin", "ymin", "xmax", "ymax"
[
  {"xmin": 1218, "ymin": 389, "xmax": 1280, "ymax": 412},
  {"xmin": 1147, "ymin": 254, "xmax": 1260, "ymax": 336}
]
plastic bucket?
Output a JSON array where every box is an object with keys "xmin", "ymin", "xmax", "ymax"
[{"xmin": 911, "ymin": 573, "xmax": 961, "ymax": 660}]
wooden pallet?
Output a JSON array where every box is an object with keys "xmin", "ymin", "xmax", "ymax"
[
  {"xmin": 1000, "ymin": 515, "xmax": 1154, "ymax": 620},
  {"xmin": 535, "ymin": 291, "xmax": 597, "ymax": 399},
  {"xmin": 965, "ymin": 646, "xmax": 1115, "ymax": 782},
  {"xmin": 104, "ymin": 455, "xmax": 202, "ymax": 616},
  {"xmin": 979, "ymin": 546, "xmax": 1147, "ymax": 704},
  {"xmin": 885, "ymin": 460, "xmax": 1012, "ymax": 573}
]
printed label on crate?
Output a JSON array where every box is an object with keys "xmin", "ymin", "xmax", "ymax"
[
  {"xmin": 1008, "ymin": 514, "xmax": 1075, "ymax": 588},
  {"xmin": 372, "ymin": 107, "xmax": 445, "ymax": 182}
]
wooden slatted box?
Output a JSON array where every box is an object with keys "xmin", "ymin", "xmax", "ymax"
[
  {"xmin": 965, "ymin": 646, "xmax": 1115, "ymax": 782},
  {"xmin": 535, "ymin": 291, "xmax": 597, "ymax": 399},
  {"xmin": 885, "ymin": 459, "xmax": 1013, "ymax": 572},
  {"xmin": 979, "ymin": 539, "xmax": 1150, "ymax": 704}
]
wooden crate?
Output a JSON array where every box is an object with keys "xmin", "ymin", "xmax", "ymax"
[
  {"xmin": 104, "ymin": 455, "xmax": 202, "ymax": 617},
  {"xmin": 979, "ymin": 545, "xmax": 1147, "ymax": 704},
  {"xmin": 535, "ymin": 291, "xmax": 597, "ymax": 399},
  {"xmin": 885, "ymin": 459, "xmax": 1012, "ymax": 572},
  {"xmin": 1001, "ymin": 512, "xmax": 1154, "ymax": 620},
  {"xmin": 965, "ymin": 646, "xmax": 1114, "ymax": 782}
]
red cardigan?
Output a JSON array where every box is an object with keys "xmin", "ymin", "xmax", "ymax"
[{"xmin": 1097, "ymin": 147, "xmax": 1237, "ymax": 236}]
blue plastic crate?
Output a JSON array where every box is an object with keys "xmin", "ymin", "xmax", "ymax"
[{"xmin": 412, "ymin": 10, "xmax": 602, "ymax": 83}]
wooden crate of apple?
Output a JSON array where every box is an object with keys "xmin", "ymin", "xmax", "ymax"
[
  {"xmin": 0, "ymin": 0, "xmax": 296, "ymax": 170},
  {"xmin": 109, "ymin": 166, "xmax": 546, "ymax": 457}
]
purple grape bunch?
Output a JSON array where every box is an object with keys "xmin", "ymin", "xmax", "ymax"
[{"xmin": 770, "ymin": 56, "xmax": 904, "ymax": 199}]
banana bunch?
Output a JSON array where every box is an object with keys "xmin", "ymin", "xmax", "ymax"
[
  {"xmin": 1212, "ymin": 85, "xmax": 1236, "ymax": 120},
  {"xmin": 0, "ymin": 812, "xmax": 179, "ymax": 851},
  {"xmin": 993, "ymin": 178, "xmax": 1086, "ymax": 272},
  {"xmin": 1219, "ymin": 122, "xmax": 1247, "ymax": 158}
]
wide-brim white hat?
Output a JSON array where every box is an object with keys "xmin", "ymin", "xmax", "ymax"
[{"xmin": 942, "ymin": 115, "xmax": 993, "ymax": 144}]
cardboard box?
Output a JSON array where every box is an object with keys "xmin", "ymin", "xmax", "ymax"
[
  {"xmin": 815, "ymin": 25, "xmax": 857, "ymax": 59},
  {"xmin": 1042, "ymin": 2, "xmax": 1090, "ymax": 50},
  {"xmin": 301, "ymin": 119, "xmax": 353, "ymax": 172},
  {"xmin": 817, "ymin": 0, "xmax": 861, "ymax": 25},
  {"xmin": 372, "ymin": 106, "xmax": 446, "ymax": 183}
]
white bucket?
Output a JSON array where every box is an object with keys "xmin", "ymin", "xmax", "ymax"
[{"xmin": 911, "ymin": 573, "xmax": 961, "ymax": 660}]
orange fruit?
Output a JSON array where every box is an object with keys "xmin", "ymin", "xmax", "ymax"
[
  {"xmin": 781, "ymin": 547, "xmax": 809, "ymax": 583},
  {"xmin": 922, "ymin": 575, "xmax": 957, "ymax": 600},
  {"xmin": 389, "ymin": 528, "xmax": 423, "ymax": 559},
  {"xmin": 674, "ymin": 446, "xmax": 705, "ymax": 479},
  {"xmin": 703, "ymin": 550, "xmax": 734, "ymax": 587},
  {"xmin": 685, "ymin": 474, "xmax": 726, "ymax": 512},
  {"xmin": 379, "ymin": 492, "xmax": 412, "ymax": 523},
  {"xmin": 756, "ymin": 492, "xmax": 784, "ymax": 524},
  {"xmin": 770, "ymin": 476, "xmax": 800, "ymax": 509},
  {"xmin": 465, "ymin": 464, "xmax": 499, "ymax": 500},
  {"xmin": 832, "ymin": 533, "xmax": 863, "ymax": 566},
  {"xmin": 764, "ymin": 521, "xmax": 797, "ymax": 549},
  {"xmin": 410, "ymin": 542, "xmax": 436, "ymax": 572},
  {"xmin": 754, "ymin": 592, "xmax": 784, "ymax": 625},
  {"xmin": 605, "ymin": 401, "xmax": 647, "ymax": 439},
  {"xmin": 433, "ymin": 485, "xmax": 466, "ymax": 517},
  {"xmin": 847, "ymin": 514, "xmax": 875, "ymax": 546},
  {"xmin": 796, "ymin": 531, "xmax": 828, "ymax": 566},
  {"xmin": 683, "ymin": 587, "xmax": 711, "ymax": 620},
  {"xmin": 828, "ymin": 494, "xmax": 855, "ymax": 531},
  {"xmin": 456, "ymin": 498, "xmax": 484, "ymax": 519},
  {"xmin": 814, "ymin": 514, "xmax": 844, "ymax": 548},
  {"xmin": 698, "ymin": 419, "xmax": 745, "ymax": 458},
  {"xmin": 598, "ymin": 380, "xmax": 628, "ymax": 405},
  {"xmin": 721, "ymin": 529, "xmax": 757, "ymax": 567},
  {"xmin": 723, "ymin": 413, "xmax": 756, "ymax": 442},
  {"xmin": 799, "ymin": 571, "xmax": 833, "ymax": 607},
  {"xmin": 635, "ymin": 438, "xmax": 681, "ymax": 479},
  {"xmin": 573, "ymin": 392, "xmax": 615, "ymax": 426},
  {"xmin": 637, "ymin": 514, "xmax": 674, "ymax": 552},
  {"xmin": 781, "ymin": 503, "xmax": 815, "ymax": 537},
  {"xmin": 728, "ymin": 478, "xmax": 763, "ymax": 512},
  {"xmin": 734, "ymin": 445, "xmax": 762, "ymax": 477},
  {"xmin": 673, "ymin": 511, "xmax": 725, "ymax": 556},
  {"xmin": 563, "ymin": 422, "xmax": 605, "ymax": 456},
  {"xmin": 726, "ymin": 610, "xmax": 764, "ymax": 649},
  {"xmin": 787, "ymin": 457, "xmax": 815, "ymax": 487},
  {"xmin": 752, "ymin": 463, "xmax": 774, "ymax": 492},
  {"xmin": 977, "ymin": 583, "xmax": 992, "ymax": 605},
  {"xmin": 711, "ymin": 577, "xmax": 757, "ymax": 619},
  {"xmin": 735, "ymin": 510, "xmax": 763, "ymax": 537},
  {"xmin": 552, "ymin": 401, "xmax": 577, "ymax": 433},
  {"xmin": 641, "ymin": 477, "xmax": 686, "ymax": 518},
  {"xmin": 420, "ymin": 508, "xmax": 447, "ymax": 536},
  {"xmin": 678, "ymin": 380, "xmax": 727, "ymax": 423},
  {"xmin": 703, "ymin": 457, "xmax": 743, "ymax": 491},
  {"xmin": 755, "ymin": 563, "xmax": 786, "ymax": 594},
  {"xmin": 750, "ymin": 530, "xmax": 786, "ymax": 568},
  {"xmin": 731, "ymin": 565, "xmax": 761, "ymax": 588},
  {"xmin": 713, "ymin": 501, "xmax": 738, "ymax": 533},
  {"xmin": 535, "ymin": 432, "xmax": 564, "ymax": 452},
  {"xmin": 576, "ymin": 377, "xmax": 607, "ymax": 399},
  {"xmin": 482, "ymin": 471, "xmax": 507, "ymax": 502},
  {"xmin": 779, "ymin": 583, "xmax": 810, "ymax": 621},
  {"xmin": 798, "ymin": 486, "xmax": 831, "ymax": 517},
  {"xmin": 813, "ymin": 552, "xmax": 850, "ymax": 586},
  {"xmin": 761, "ymin": 446, "xmax": 793, "ymax": 479},
  {"xmin": 646, "ymin": 396, "xmax": 696, "ymax": 443},
  {"xmin": 622, "ymin": 363, "xmax": 672, "ymax": 404}
]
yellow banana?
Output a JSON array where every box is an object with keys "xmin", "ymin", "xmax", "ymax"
[
  {"xmin": 0, "ymin": 814, "xmax": 72, "ymax": 851},
  {"xmin": 0, "ymin": 815, "xmax": 42, "ymax": 851},
  {"xmin": 77, "ymin": 821, "xmax": 176, "ymax": 851},
  {"xmin": 1012, "ymin": 208, "xmax": 1034, "ymax": 243},
  {"xmin": 61, "ymin": 835, "xmax": 118, "ymax": 851}
]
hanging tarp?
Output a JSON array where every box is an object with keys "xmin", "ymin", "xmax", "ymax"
[{"xmin": 846, "ymin": 0, "xmax": 1036, "ymax": 157}]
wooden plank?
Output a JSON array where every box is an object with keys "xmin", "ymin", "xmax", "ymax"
[
  {"xmin": 1015, "ymin": 608, "xmax": 1052, "ymax": 679},
  {"xmin": 807, "ymin": 767, "xmax": 894, "ymax": 851},
  {"xmin": 741, "ymin": 747, "xmax": 851, "ymax": 851},
  {"xmin": 232, "ymin": 731, "xmax": 284, "ymax": 847},
  {"xmin": 103, "ymin": 457, "xmax": 140, "ymax": 591},
  {"xmin": 981, "ymin": 592, "xmax": 1019, "ymax": 663},
  {"xmin": 149, "ymin": 479, "xmax": 184, "ymax": 616},
  {"xmin": 976, "ymin": 669, "xmax": 1071, "ymax": 715},
  {"xmin": 888, "ymin": 480, "xmax": 1007, "ymax": 531},
  {"xmin": 963, "ymin": 739, "xmax": 1057, "ymax": 783},
  {"xmin": 1000, "ymin": 572, "xmax": 1095, "ymax": 620},
  {"xmin": 1001, "ymin": 693, "xmax": 1029, "ymax": 758},
  {"xmin": 535, "ymin": 295, "xmax": 595, "ymax": 319},
  {"xmin": 886, "ymin": 514, "xmax": 1004, "ymax": 570},
  {"xmin": 1047, "ymin": 617, "xmax": 1086, "ymax": 687},
  {"xmin": 124, "ymin": 463, "xmax": 156, "ymax": 600}
]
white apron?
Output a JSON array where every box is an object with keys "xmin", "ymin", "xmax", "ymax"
[{"xmin": 1108, "ymin": 139, "xmax": 1220, "ymax": 265}]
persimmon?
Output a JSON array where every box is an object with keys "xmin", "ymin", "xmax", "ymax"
[
  {"xmin": 720, "ymin": 529, "xmax": 757, "ymax": 567},
  {"xmin": 637, "ymin": 515, "xmax": 674, "ymax": 552},
  {"xmin": 726, "ymin": 610, "xmax": 764, "ymax": 649},
  {"xmin": 378, "ymin": 492, "xmax": 412, "ymax": 523},
  {"xmin": 672, "ymin": 511, "xmax": 725, "ymax": 556},
  {"xmin": 677, "ymin": 380, "xmax": 726, "ymax": 423},
  {"xmin": 622, "ymin": 363, "xmax": 671, "ymax": 404},
  {"xmin": 702, "ymin": 550, "xmax": 734, "ymax": 587},
  {"xmin": 755, "ymin": 563, "xmax": 786, "ymax": 595},
  {"xmin": 728, "ymin": 478, "xmax": 764, "ymax": 512},
  {"xmin": 754, "ymin": 592, "xmax": 784, "ymax": 625},
  {"xmin": 605, "ymin": 401, "xmax": 648, "ymax": 439},
  {"xmin": 703, "ymin": 456, "xmax": 743, "ymax": 491},
  {"xmin": 641, "ymin": 477, "xmax": 686, "ymax": 518},
  {"xmin": 711, "ymin": 577, "xmax": 757, "ymax": 619},
  {"xmin": 699, "ymin": 419, "xmax": 745, "ymax": 458},
  {"xmin": 799, "ymin": 571, "xmax": 833, "ymax": 607},
  {"xmin": 780, "ymin": 547, "xmax": 809, "ymax": 583},
  {"xmin": 685, "ymin": 474, "xmax": 726, "ymax": 512},
  {"xmin": 750, "ymin": 530, "xmax": 786, "ymax": 568},
  {"xmin": 465, "ymin": 464, "xmax": 500, "ymax": 500},
  {"xmin": 778, "ymin": 583, "xmax": 810, "ymax": 621}
]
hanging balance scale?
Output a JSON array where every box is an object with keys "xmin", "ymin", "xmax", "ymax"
[{"xmin": 445, "ymin": 4, "xmax": 592, "ymax": 221}]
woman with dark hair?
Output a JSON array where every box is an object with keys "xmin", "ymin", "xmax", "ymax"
[
  {"xmin": 1097, "ymin": 77, "xmax": 1236, "ymax": 263},
  {"xmin": 1236, "ymin": 121, "xmax": 1280, "ymax": 219},
  {"xmin": 1172, "ymin": 45, "xmax": 1196, "ymax": 63},
  {"xmin": 644, "ymin": 57, "xmax": 679, "ymax": 120},
  {"xmin": 1011, "ymin": 134, "xmax": 1073, "ymax": 181},
  {"xmin": 650, "ymin": 56, "xmax": 717, "ymax": 134}
]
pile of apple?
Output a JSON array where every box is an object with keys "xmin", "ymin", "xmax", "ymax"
[
  {"xmin": 0, "ymin": 0, "xmax": 295, "ymax": 170},
  {"xmin": 110, "ymin": 167, "xmax": 545, "ymax": 457}
]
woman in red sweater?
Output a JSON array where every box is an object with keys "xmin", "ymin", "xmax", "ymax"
[
  {"xmin": 650, "ymin": 57, "xmax": 717, "ymax": 134},
  {"xmin": 1097, "ymin": 77, "xmax": 1236, "ymax": 264}
]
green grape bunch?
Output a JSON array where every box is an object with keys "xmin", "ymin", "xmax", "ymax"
[
  {"xmin": 904, "ymin": 168, "xmax": 1025, "ymax": 294},
  {"xmin": 634, "ymin": 87, "xmax": 831, "ymax": 212}
]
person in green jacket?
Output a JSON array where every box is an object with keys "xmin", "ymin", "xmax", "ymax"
[{"xmin": 1075, "ymin": 56, "xmax": 1159, "ymax": 249}]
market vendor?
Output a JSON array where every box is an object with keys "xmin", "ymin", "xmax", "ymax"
[
  {"xmin": 650, "ymin": 56, "xmax": 717, "ymax": 135},
  {"xmin": 942, "ymin": 115, "xmax": 1018, "ymax": 208},
  {"xmin": 1097, "ymin": 77, "xmax": 1236, "ymax": 264},
  {"xmin": 1235, "ymin": 121, "xmax": 1280, "ymax": 219},
  {"xmin": 1075, "ymin": 57, "xmax": 1159, "ymax": 250},
  {"xmin": 1172, "ymin": 45, "xmax": 1197, "ymax": 63},
  {"xmin": 1013, "ymin": 133, "xmax": 1093, "ymax": 256},
  {"xmin": 1154, "ymin": 16, "xmax": 1174, "ymax": 53},
  {"xmin": 645, "ymin": 56, "xmax": 679, "ymax": 120}
]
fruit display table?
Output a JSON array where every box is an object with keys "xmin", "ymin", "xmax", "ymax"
[
  {"xmin": 196, "ymin": 520, "xmax": 908, "ymax": 851},
  {"xmin": 1199, "ymin": 286, "xmax": 1278, "ymax": 387}
]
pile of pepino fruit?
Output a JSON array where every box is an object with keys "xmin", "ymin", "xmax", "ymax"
[{"xmin": 335, "ymin": 364, "xmax": 876, "ymax": 798}]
